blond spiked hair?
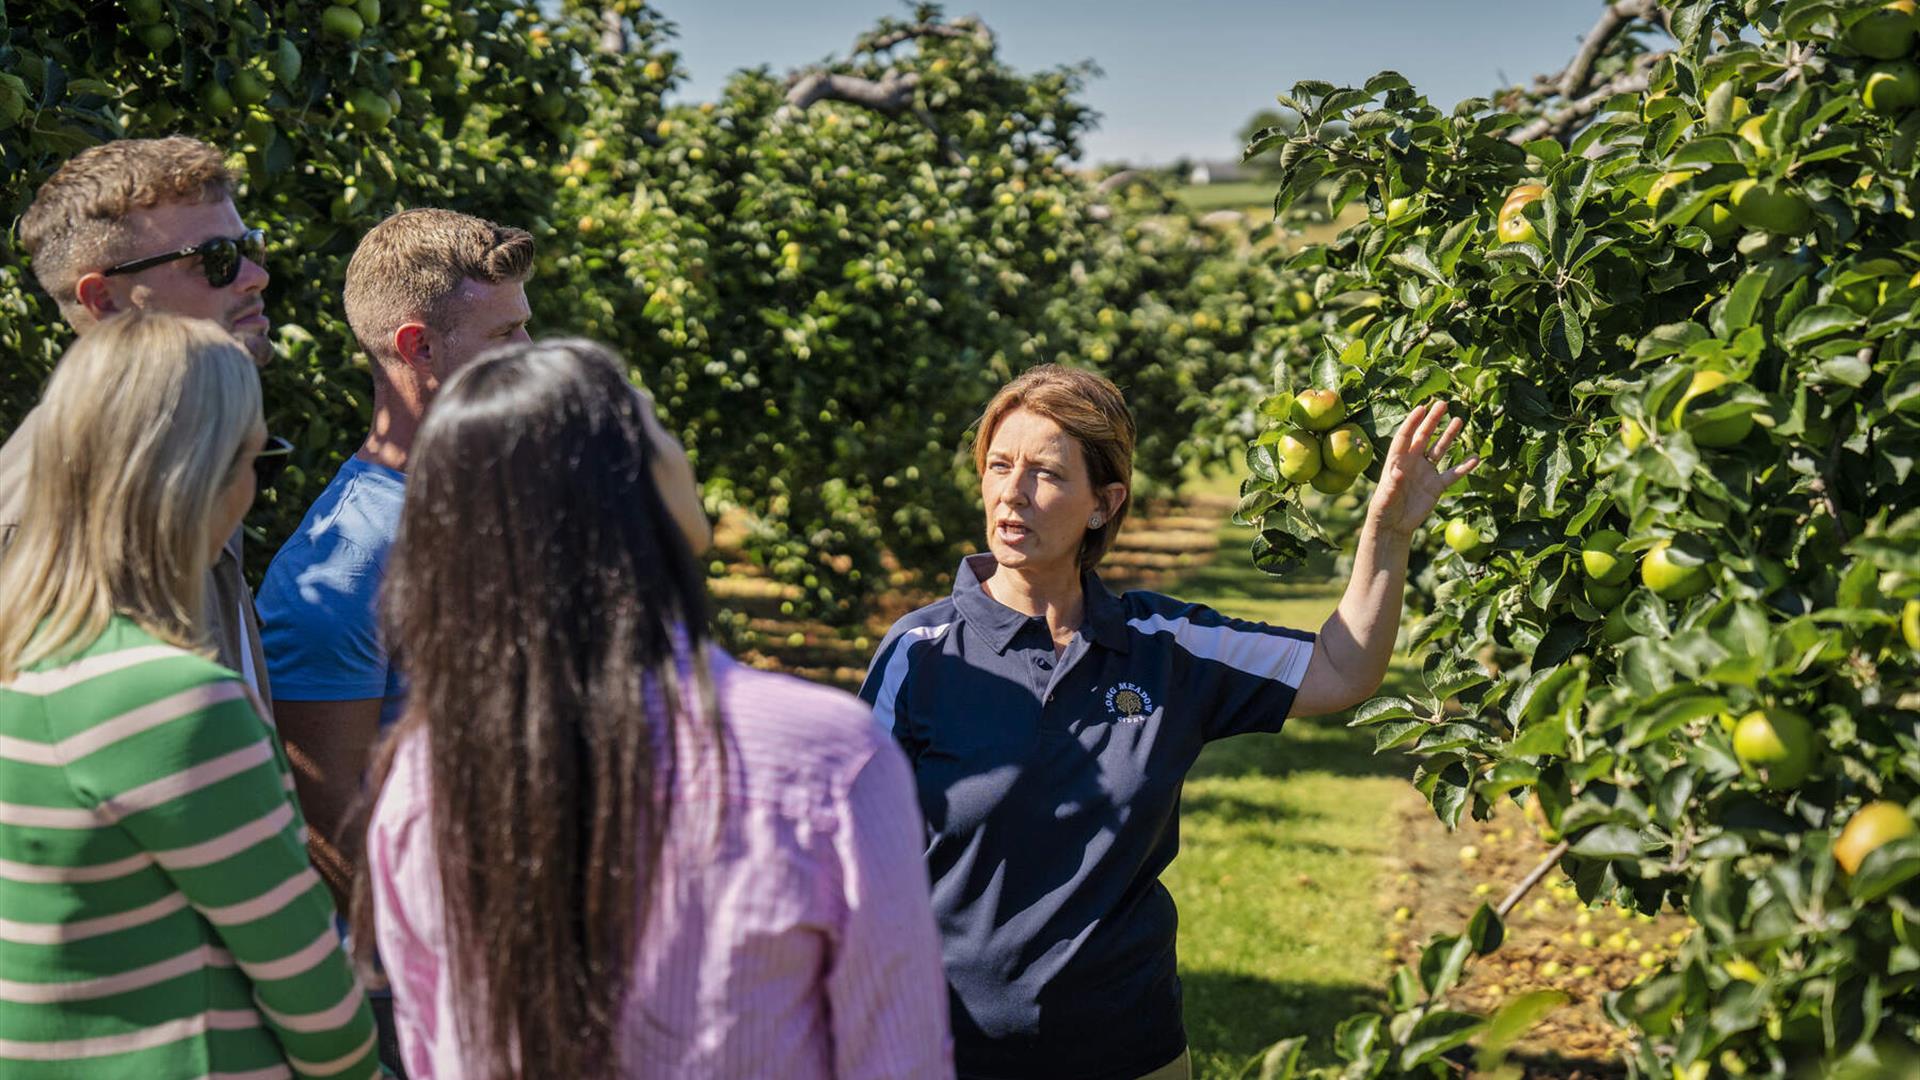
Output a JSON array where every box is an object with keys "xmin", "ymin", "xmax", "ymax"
[{"xmin": 0, "ymin": 312, "xmax": 262, "ymax": 678}]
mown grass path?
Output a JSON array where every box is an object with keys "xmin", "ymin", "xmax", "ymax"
[{"xmin": 1155, "ymin": 488, "xmax": 1416, "ymax": 1078}]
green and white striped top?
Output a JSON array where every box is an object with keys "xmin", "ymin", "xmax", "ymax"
[{"xmin": 0, "ymin": 615, "xmax": 379, "ymax": 1079}]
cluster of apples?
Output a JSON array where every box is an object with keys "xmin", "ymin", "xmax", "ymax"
[
  {"xmin": 1273, "ymin": 389, "xmax": 1374, "ymax": 495},
  {"xmin": 1849, "ymin": 1, "xmax": 1920, "ymax": 116}
]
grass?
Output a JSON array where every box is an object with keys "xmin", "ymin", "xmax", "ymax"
[
  {"xmin": 1172, "ymin": 180, "xmax": 1277, "ymax": 214},
  {"xmin": 1160, "ymin": 470, "xmax": 1417, "ymax": 1078}
]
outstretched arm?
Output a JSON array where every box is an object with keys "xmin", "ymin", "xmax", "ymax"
[{"xmin": 1289, "ymin": 401, "xmax": 1479, "ymax": 718}]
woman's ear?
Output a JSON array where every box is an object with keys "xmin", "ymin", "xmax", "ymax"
[{"xmin": 1102, "ymin": 483, "xmax": 1128, "ymax": 521}]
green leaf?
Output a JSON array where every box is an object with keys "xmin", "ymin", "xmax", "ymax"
[
  {"xmin": 1466, "ymin": 902, "xmax": 1504, "ymax": 954},
  {"xmin": 1570, "ymin": 823, "xmax": 1644, "ymax": 861},
  {"xmin": 1782, "ymin": 304, "xmax": 1862, "ymax": 348},
  {"xmin": 1849, "ymin": 836, "xmax": 1920, "ymax": 903},
  {"xmin": 1335, "ymin": 1013, "xmax": 1382, "ymax": 1065},
  {"xmin": 1254, "ymin": 1035, "xmax": 1306, "ymax": 1080},
  {"xmin": 1352, "ymin": 695, "xmax": 1420, "ymax": 727},
  {"xmin": 1718, "ymin": 266, "xmax": 1771, "ymax": 334},
  {"xmin": 1478, "ymin": 990, "xmax": 1569, "ymax": 1065},
  {"xmin": 1399, "ymin": 1010, "xmax": 1486, "ymax": 1071},
  {"xmin": 1623, "ymin": 694, "xmax": 1727, "ymax": 749}
]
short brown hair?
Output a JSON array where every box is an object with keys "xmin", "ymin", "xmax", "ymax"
[
  {"xmin": 974, "ymin": 364, "xmax": 1136, "ymax": 572},
  {"xmin": 18, "ymin": 137, "xmax": 238, "ymax": 322},
  {"xmin": 342, "ymin": 208, "xmax": 535, "ymax": 360}
]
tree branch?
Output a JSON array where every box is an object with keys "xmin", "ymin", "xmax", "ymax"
[
  {"xmin": 1507, "ymin": 52, "xmax": 1662, "ymax": 144},
  {"xmin": 598, "ymin": 8, "xmax": 628, "ymax": 55},
  {"xmin": 857, "ymin": 19, "xmax": 993, "ymax": 53},
  {"xmin": 1497, "ymin": 840, "xmax": 1571, "ymax": 919},
  {"xmin": 783, "ymin": 69, "xmax": 961, "ymax": 165},
  {"xmin": 786, "ymin": 69, "xmax": 921, "ymax": 113},
  {"xmin": 1553, "ymin": 0, "xmax": 1662, "ymax": 99}
]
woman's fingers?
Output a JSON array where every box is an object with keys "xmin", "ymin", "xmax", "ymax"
[
  {"xmin": 1390, "ymin": 401, "xmax": 1429, "ymax": 457},
  {"xmin": 1427, "ymin": 417, "xmax": 1465, "ymax": 462},
  {"xmin": 1442, "ymin": 456, "xmax": 1482, "ymax": 487},
  {"xmin": 1409, "ymin": 399, "xmax": 1449, "ymax": 456}
]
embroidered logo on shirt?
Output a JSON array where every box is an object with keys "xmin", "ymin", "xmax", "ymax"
[{"xmin": 1104, "ymin": 681, "xmax": 1154, "ymax": 722}]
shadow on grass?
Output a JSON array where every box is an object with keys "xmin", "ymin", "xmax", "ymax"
[{"xmin": 1180, "ymin": 970, "xmax": 1384, "ymax": 1078}]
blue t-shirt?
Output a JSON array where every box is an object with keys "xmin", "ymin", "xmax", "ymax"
[
  {"xmin": 257, "ymin": 455, "xmax": 407, "ymax": 727},
  {"xmin": 860, "ymin": 553, "xmax": 1315, "ymax": 1080}
]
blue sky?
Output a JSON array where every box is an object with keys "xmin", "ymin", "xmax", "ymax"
[{"xmin": 661, "ymin": 1, "xmax": 1628, "ymax": 166}]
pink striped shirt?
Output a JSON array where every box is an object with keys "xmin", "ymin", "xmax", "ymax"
[{"xmin": 366, "ymin": 649, "xmax": 953, "ymax": 1078}]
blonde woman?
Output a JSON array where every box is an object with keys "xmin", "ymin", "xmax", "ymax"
[{"xmin": 0, "ymin": 312, "xmax": 380, "ymax": 1079}]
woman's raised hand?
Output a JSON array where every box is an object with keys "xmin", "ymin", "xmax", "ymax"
[{"xmin": 1367, "ymin": 400, "xmax": 1480, "ymax": 538}]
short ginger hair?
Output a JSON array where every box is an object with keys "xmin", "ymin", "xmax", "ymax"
[
  {"xmin": 342, "ymin": 208, "xmax": 535, "ymax": 361},
  {"xmin": 974, "ymin": 364, "xmax": 1137, "ymax": 572},
  {"xmin": 18, "ymin": 136, "xmax": 238, "ymax": 323}
]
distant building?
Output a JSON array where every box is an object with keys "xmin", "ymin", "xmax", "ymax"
[{"xmin": 1187, "ymin": 160, "xmax": 1249, "ymax": 185}]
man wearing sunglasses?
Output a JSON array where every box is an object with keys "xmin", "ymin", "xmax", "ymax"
[{"xmin": 0, "ymin": 136, "xmax": 277, "ymax": 702}]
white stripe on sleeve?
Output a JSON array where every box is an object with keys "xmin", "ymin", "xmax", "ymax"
[
  {"xmin": 1127, "ymin": 614, "xmax": 1314, "ymax": 687},
  {"xmin": 869, "ymin": 623, "xmax": 952, "ymax": 737}
]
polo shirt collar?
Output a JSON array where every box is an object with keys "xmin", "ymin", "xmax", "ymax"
[{"xmin": 951, "ymin": 554, "xmax": 1131, "ymax": 656}]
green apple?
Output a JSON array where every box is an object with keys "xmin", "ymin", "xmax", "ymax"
[
  {"xmin": 1587, "ymin": 581, "xmax": 1630, "ymax": 610},
  {"xmin": 1276, "ymin": 432, "xmax": 1323, "ymax": 484},
  {"xmin": 1642, "ymin": 539, "xmax": 1709, "ymax": 600},
  {"xmin": 1292, "ymin": 389, "xmax": 1346, "ymax": 432},
  {"xmin": 1865, "ymin": 61, "xmax": 1920, "ymax": 115},
  {"xmin": 1670, "ymin": 369, "xmax": 1754, "ymax": 447},
  {"xmin": 346, "ymin": 86, "xmax": 393, "ymax": 130},
  {"xmin": 1581, "ymin": 529, "xmax": 1635, "ymax": 585},
  {"xmin": 1384, "ymin": 196, "xmax": 1415, "ymax": 223},
  {"xmin": 1322, "ymin": 423, "xmax": 1374, "ymax": 475},
  {"xmin": 1601, "ymin": 604, "xmax": 1635, "ymax": 644},
  {"xmin": 1310, "ymin": 468, "xmax": 1357, "ymax": 494},
  {"xmin": 1646, "ymin": 170, "xmax": 1694, "ymax": 216},
  {"xmin": 1731, "ymin": 709, "xmax": 1816, "ymax": 789},
  {"xmin": 1729, "ymin": 179, "xmax": 1813, "ymax": 234},
  {"xmin": 1902, "ymin": 598, "xmax": 1920, "ymax": 652},
  {"xmin": 1444, "ymin": 519, "xmax": 1493, "ymax": 561},
  {"xmin": 230, "ymin": 70, "xmax": 269, "ymax": 107},
  {"xmin": 1498, "ymin": 184, "xmax": 1545, "ymax": 243},
  {"xmin": 1621, "ymin": 417, "xmax": 1648, "ymax": 451},
  {"xmin": 321, "ymin": 4, "xmax": 365, "ymax": 41},
  {"xmin": 1737, "ymin": 114, "xmax": 1771, "ymax": 158},
  {"xmin": 1835, "ymin": 801, "xmax": 1917, "ymax": 874},
  {"xmin": 1848, "ymin": 0, "xmax": 1919, "ymax": 59}
]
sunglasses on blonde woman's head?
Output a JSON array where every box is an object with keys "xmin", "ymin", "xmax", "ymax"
[
  {"xmin": 101, "ymin": 228, "xmax": 267, "ymax": 288},
  {"xmin": 254, "ymin": 435, "xmax": 293, "ymax": 490}
]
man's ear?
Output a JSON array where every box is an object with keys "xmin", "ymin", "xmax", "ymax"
[
  {"xmin": 392, "ymin": 322, "xmax": 431, "ymax": 369},
  {"xmin": 74, "ymin": 273, "xmax": 119, "ymax": 321}
]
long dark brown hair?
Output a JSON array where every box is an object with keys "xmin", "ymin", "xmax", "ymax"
[{"xmin": 349, "ymin": 339, "xmax": 718, "ymax": 1078}]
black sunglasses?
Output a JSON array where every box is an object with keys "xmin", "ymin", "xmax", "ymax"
[
  {"xmin": 254, "ymin": 435, "xmax": 293, "ymax": 490},
  {"xmin": 101, "ymin": 228, "xmax": 267, "ymax": 288}
]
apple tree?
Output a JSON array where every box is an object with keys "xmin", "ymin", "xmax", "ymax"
[{"xmin": 1238, "ymin": 0, "xmax": 1920, "ymax": 1074}]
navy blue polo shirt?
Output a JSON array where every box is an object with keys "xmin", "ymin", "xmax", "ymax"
[{"xmin": 859, "ymin": 554, "xmax": 1316, "ymax": 1080}]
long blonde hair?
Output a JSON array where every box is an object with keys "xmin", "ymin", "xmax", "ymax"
[{"xmin": 0, "ymin": 312, "xmax": 262, "ymax": 678}]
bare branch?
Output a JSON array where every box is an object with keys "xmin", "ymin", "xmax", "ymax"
[
  {"xmin": 785, "ymin": 69, "xmax": 921, "ymax": 113},
  {"xmin": 598, "ymin": 8, "xmax": 628, "ymax": 55},
  {"xmin": 1507, "ymin": 51, "xmax": 1662, "ymax": 144},
  {"xmin": 1555, "ymin": 0, "xmax": 1662, "ymax": 99},
  {"xmin": 1094, "ymin": 168, "xmax": 1159, "ymax": 196},
  {"xmin": 783, "ymin": 69, "xmax": 961, "ymax": 165},
  {"xmin": 1497, "ymin": 841, "xmax": 1571, "ymax": 919},
  {"xmin": 858, "ymin": 19, "xmax": 992, "ymax": 53}
]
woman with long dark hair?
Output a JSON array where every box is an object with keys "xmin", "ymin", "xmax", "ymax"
[{"xmin": 352, "ymin": 339, "xmax": 950, "ymax": 1078}]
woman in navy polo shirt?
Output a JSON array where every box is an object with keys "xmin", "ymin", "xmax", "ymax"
[{"xmin": 860, "ymin": 365, "xmax": 1478, "ymax": 1080}]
